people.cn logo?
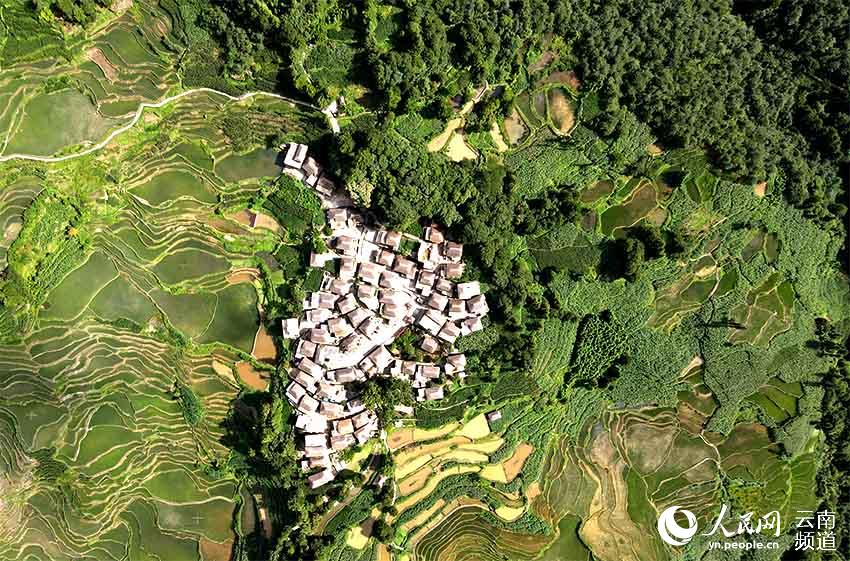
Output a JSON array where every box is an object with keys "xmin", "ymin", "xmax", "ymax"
[{"xmin": 658, "ymin": 506, "xmax": 699, "ymax": 546}]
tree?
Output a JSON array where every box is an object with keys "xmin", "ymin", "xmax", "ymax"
[
  {"xmin": 372, "ymin": 519, "xmax": 395, "ymax": 544},
  {"xmin": 600, "ymin": 237, "xmax": 644, "ymax": 282},
  {"xmin": 360, "ymin": 378, "xmax": 414, "ymax": 425}
]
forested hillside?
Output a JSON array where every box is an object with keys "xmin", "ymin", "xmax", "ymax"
[{"xmin": 188, "ymin": 0, "xmax": 848, "ymax": 234}]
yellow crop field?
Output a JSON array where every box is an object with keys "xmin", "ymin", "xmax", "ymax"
[{"xmin": 458, "ymin": 414, "xmax": 491, "ymax": 439}]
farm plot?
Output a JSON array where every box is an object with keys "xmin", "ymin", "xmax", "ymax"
[
  {"xmin": 528, "ymin": 221, "xmax": 602, "ymax": 275},
  {"xmin": 598, "ymin": 178, "xmax": 664, "ymax": 235},
  {"xmin": 413, "ymin": 506, "xmax": 550, "ymax": 561},
  {"xmin": 745, "ymin": 376, "xmax": 803, "ymax": 423},
  {"xmin": 521, "ymin": 379, "xmax": 820, "ymax": 561},
  {"xmin": 0, "ymin": 2, "xmax": 183, "ymax": 159},
  {"xmin": 530, "ymin": 320, "xmax": 579, "ymax": 392},
  {"xmin": 547, "ymin": 87, "xmax": 575, "ymax": 134},
  {"xmin": 728, "ymin": 272, "xmax": 795, "ymax": 346},
  {"xmin": 741, "ymin": 228, "xmax": 781, "ymax": 264},
  {"xmin": 390, "ymin": 403, "xmax": 568, "ymax": 559},
  {"xmin": 389, "ymin": 412, "xmax": 534, "ymax": 520},
  {"xmin": 648, "ymin": 253, "xmax": 734, "ymax": 332},
  {"xmin": 0, "ymin": 62, "xmax": 328, "ymax": 561},
  {"xmin": 0, "ymin": 320, "xmax": 241, "ymax": 561},
  {"xmin": 4, "ymin": 88, "xmax": 123, "ymax": 156}
]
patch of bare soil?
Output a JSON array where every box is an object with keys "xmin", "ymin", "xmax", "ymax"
[
  {"xmin": 489, "ymin": 121, "xmax": 509, "ymax": 152},
  {"xmin": 539, "ymin": 70, "xmax": 582, "ymax": 91},
  {"xmin": 87, "ymin": 47, "xmax": 119, "ymax": 82},
  {"xmin": 251, "ymin": 324, "xmax": 277, "ymax": 364},
  {"xmin": 388, "ymin": 429, "xmax": 415, "ymax": 450},
  {"xmin": 252, "ymin": 211, "xmax": 282, "ymax": 232},
  {"xmin": 230, "ymin": 209, "xmax": 254, "ymax": 226},
  {"xmin": 528, "ymin": 50, "xmax": 557, "ymax": 73},
  {"xmin": 548, "ymin": 89, "xmax": 575, "ymax": 134},
  {"xmin": 503, "ymin": 108, "xmax": 529, "ymax": 145},
  {"xmin": 753, "ymin": 181, "xmax": 767, "ymax": 197},
  {"xmin": 112, "ymin": 0, "xmax": 133, "ymax": 13},
  {"xmin": 646, "ymin": 207, "xmax": 668, "ymax": 227},
  {"xmin": 0, "ymin": 470, "xmax": 32, "ymax": 542},
  {"xmin": 199, "ymin": 538, "xmax": 233, "ymax": 561},
  {"xmin": 226, "ymin": 268, "xmax": 260, "ymax": 285},
  {"xmin": 677, "ymin": 402, "xmax": 708, "ymax": 434},
  {"xmin": 211, "ymin": 359, "xmax": 235, "ymax": 383},
  {"xmin": 679, "ymin": 356, "xmax": 704, "ymax": 380},
  {"xmin": 444, "ymin": 131, "xmax": 477, "ymax": 162},
  {"xmin": 427, "ymin": 117, "xmax": 463, "ymax": 152},
  {"xmin": 153, "ymin": 18, "xmax": 169, "ymax": 38},
  {"xmin": 236, "ymin": 361, "xmax": 270, "ymax": 391},
  {"xmin": 646, "ymin": 143, "xmax": 664, "ymax": 156},
  {"xmin": 2, "ymin": 221, "xmax": 22, "ymax": 245},
  {"xmin": 400, "ymin": 467, "xmax": 432, "ymax": 495},
  {"xmin": 503, "ymin": 443, "xmax": 534, "ymax": 482}
]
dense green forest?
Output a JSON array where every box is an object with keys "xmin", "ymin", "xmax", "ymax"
[{"xmin": 186, "ymin": 0, "xmax": 848, "ymax": 235}]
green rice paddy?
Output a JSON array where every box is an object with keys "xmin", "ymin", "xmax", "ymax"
[{"xmin": 0, "ymin": 5, "xmax": 327, "ymax": 559}]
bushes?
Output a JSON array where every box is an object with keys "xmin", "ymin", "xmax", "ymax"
[
  {"xmin": 263, "ymin": 175, "xmax": 325, "ymax": 238},
  {"xmin": 415, "ymin": 386, "xmax": 480, "ymax": 428},
  {"xmin": 36, "ymin": 0, "xmax": 111, "ymax": 26},
  {"xmin": 566, "ymin": 312, "xmax": 630, "ymax": 389},
  {"xmin": 324, "ymin": 489, "xmax": 376, "ymax": 536},
  {"xmin": 360, "ymin": 377, "xmax": 414, "ymax": 425},
  {"xmin": 171, "ymin": 380, "xmax": 205, "ymax": 426},
  {"xmin": 0, "ymin": 189, "xmax": 88, "ymax": 337}
]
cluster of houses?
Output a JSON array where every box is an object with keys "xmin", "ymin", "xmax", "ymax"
[{"xmin": 278, "ymin": 143, "xmax": 490, "ymax": 488}]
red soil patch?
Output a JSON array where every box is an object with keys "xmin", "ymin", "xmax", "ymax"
[
  {"xmin": 388, "ymin": 429, "xmax": 415, "ymax": 451},
  {"xmin": 236, "ymin": 361, "xmax": 270, "ymax": 391},
  {"xmin": 539, "ymin": 70, "xmax": 582, "ymax": 91},
  {"xmin": 503, "ymin": 443, "xmax": 534, "ymax": 482},
  {"xmin": 548, "ymin": 88, "xmax": 575, "ymax": 134},
  {"xmin": 251, "ymin": 324, "xmax": 277, "ymax": 365},
  {"xmin": 199, "ymin": 538, "xmax": 233, "ymax": 561},
  {"xmin": 230, "ymin": 210, "xmax": 254, "ymax": 226},
  {"xmin": 87, "ymin": 48, "xmax": 118, "ymax": 82}
]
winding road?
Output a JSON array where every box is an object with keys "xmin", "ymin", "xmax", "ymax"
[{"xmin": 0, "ymin": 87, "xmax": 333, "ymax": 164}]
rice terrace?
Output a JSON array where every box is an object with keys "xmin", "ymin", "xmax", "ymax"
[{"xmin": 0, "ymin": 2, "xmax": 848, "ymax": 561}]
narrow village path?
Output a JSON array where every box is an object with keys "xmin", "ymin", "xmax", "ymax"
[{"xmin": 0, "ymin": 87, "xmax": 329, "ymax": 164}]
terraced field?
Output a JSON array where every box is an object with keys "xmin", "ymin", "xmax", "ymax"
[
  {"xmin": 398, "ymin": 368, "xmax": 819, "ymax": 561},
  {"xmin": 0, "ymin": 5, "xmax": 329, "ymax": 559},
  {"xmin": 0, "ymin": 1, "xmax": 182, "ymax": 159}
]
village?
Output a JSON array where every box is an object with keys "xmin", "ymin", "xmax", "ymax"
[{"xmin": 278, "ymin": 143, "xmax": 490, "ymax": 488}]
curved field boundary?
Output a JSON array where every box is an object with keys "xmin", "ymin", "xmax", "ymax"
[{"xmin": 0, "ymin": 88, "xmax": 323, "ymax": 163}]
